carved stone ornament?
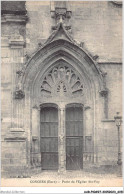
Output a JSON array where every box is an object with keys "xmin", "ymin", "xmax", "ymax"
[
  {"xmin": 24, "ymin": 52, "xmax": 30, "ymax": 62},
  {"xmin": 59, "ymin": 135, "xmax": 64, "ymax": 144},
  {"xmin": 92, "ymin": 55, "xmax": 99, "ymax": 61},
  {"xmin": 51, "ymin": 26, "xmax": 58, "ymax": 31},
  {"xmin": 112, "ymin": 1, "xmax": 122, "ymax": 7},
  {"xmin": 99, "ymin": 89, "xmax": 108, "ymax": 97},
  {"xmin": 16, "ymin": 70, "xmax": 23, "ymax": 77},
  {"xmin": 51, "ymin": 7, "xmax": 72, "ymax": 20},
  {"xmin": 40, "ymin": 65, "xmax": 84, "ymax": 98},
  {"xmin": 15, "ymin": 89, "xmax": 25, "ymax": 99},
  {"xmin": 9, "ymin": 35, "xmax": 25, "ymax": 49}
]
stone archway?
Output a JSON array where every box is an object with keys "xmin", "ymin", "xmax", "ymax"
[
  {"xmin": 29, "ymin": 57, "xmax": 102, "ymax": 171},
  {"xmin": 15, "ymin": 23, "xmax": 107, "ymax": 170},
  {"xmin": 32, "ymin": 60, "xmax": 91, "ymax": 171}
]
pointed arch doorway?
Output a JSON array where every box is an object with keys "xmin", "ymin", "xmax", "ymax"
[
  {"xmin": 38, "ymin": 62, "xmax": 86, "ymax": 171},
  {"xmin": 29, "ymin": 55, "xmax": 98, "ymax": 172}
]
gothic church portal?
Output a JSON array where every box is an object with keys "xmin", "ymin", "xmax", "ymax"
[{"xmin": 1, "ymin": 1, "xmax": 122, "ymax": 176}]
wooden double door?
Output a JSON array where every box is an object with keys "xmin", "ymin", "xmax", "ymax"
[{"xmin": 40, "ymin": 106, "xmax": 83, "ymax": 170}]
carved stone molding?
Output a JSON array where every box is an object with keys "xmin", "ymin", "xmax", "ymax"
[
  {"xmin": 51, "ymin": 8, "xmax": 72, "ymax": 20},
  {"xmin": 51, "ymin": 7, "xmax": 72, "ymax": 33},
  {"xmin": 1, "ymin": 14, "xmax": 28, "ymax": 24},
  {"xmin": 4, "ymin": 137, "xmax": 26, "ymax": 142},
  {"xmin": 4, "ymin": 131, "xmax": 27, "ymax": 142},
  {"xmin": 52, "ymin": 25, "xmax": 71, "ymax": 31},
  {"xmin": 9, "ymin": 36, "xmax": 25, "ymax": 48},
  {"xmin": 9, "ymin": 128, "xmax": 25, "ymax": 132}
]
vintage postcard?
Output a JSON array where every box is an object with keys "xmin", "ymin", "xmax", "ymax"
[{"xmin": 1, "ymin": 0, "xmax": 123, "ymax": 189}]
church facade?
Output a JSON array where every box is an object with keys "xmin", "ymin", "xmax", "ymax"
[{"xmin": 1, "ymin": 1, "xmax": 122, "ymax": 177}]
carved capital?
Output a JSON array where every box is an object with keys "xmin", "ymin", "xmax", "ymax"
[
  {"xmin": 84, "ymin": 106, "xmax": 91, "ymax": 110},
  {"xmin": 1, "ymin": 14, "xmax": 28, "ymax": 24},
  {"xmin": 15, "ymin": 89, "xmax": 25, "ymax": 99},
  {"xmin": 32, "ymin": 136, "xmax": 38, "ymax": 141}
]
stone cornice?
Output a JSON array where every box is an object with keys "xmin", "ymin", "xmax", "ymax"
[
  {"xmin": 4, "ymin": 137, "xmax": 26, "ymax": 142},
  {"xmin": 9, "ymin": 37, "xmax": 25, "ymax": 48},
  {"xmin": 98, "ymin": 62, "xmax": 122, "ymax": 65},
  {"xmin": 102, "ymin": 119, "xmax": 115, "ymax": 122},
  {"xmin": 9, "ymin": 128, "xmax": 25, "ymax": 132},
  {"xmin": 1, "ymin": 14, "xmax": 28, "ymax": 24},
  {"xmin": 4, "ymin": 130, "xmax": 27, "ymax": 142},
  {"xmin": 1, "ymin": 36, "xmax": 25, "ymax": 48},
  {"xmin": 111, "ymin": 1, "xmax": 122, "ymax": 7}
]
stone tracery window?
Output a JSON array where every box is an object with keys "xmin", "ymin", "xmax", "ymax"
[
  {"xmin": 40, "ymin": 65, "xmax": 84, "ymax": 98},
  {"xmin": 57, "ymin": 81, "xmax": 67, "ymax": 95}
]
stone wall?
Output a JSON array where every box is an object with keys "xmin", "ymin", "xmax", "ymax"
[
  {"xmin": 1, "ymin": 1, "xmax": 122, "ymax": 175},
  {"xmin": 96, "ymin": 63, "xmax": 122, "ymax": 164},
  {"xmin": 101, "ymin": 63, "xmax": 122, "ymax": 118},
  {"xmin": 1, "ymin": 1, "xmax": 27, "ymax": 175},
  {"xmin": 71, "ymin": 1, "xmax": 122, "ymax": 62},
  {"xmin": 25, "ymin": 1, "xmax": 122, "ymax": 62}
]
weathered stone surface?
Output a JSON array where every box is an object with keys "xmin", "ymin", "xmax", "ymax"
[{"xmin": 1, "ymin": 1, "xmax": 122, "ymax": 176}]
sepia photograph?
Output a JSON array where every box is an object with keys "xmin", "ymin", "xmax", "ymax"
[{"xmin": 1, "ymin": 0, "xmax": 123, "ymax": 189}]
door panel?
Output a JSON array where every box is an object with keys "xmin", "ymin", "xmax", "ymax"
[
  {"xmin": 40, "ymin": 107, "xmax": 58, "ymax": 170},
  {"xmin": 66, "ymin": 106, "xmax": 83, "ymax": 170}
]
